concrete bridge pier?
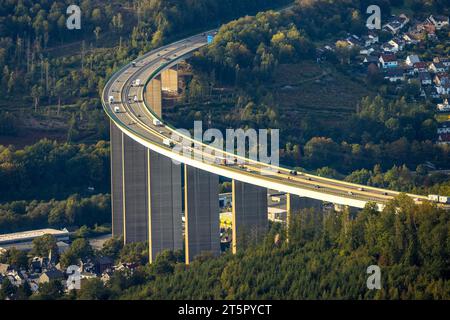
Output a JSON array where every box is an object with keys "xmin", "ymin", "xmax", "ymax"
[
  {"xmin": 232, "ymin": 181, "xmax": 268, "ymax": 254},
  {"xmin": 110, "ymin": 121, "xmax": 182, "ymax": 263},
  {"xmin": 145, "ymin": 75, "xmax": 162, "ymax": 117},
  {"xmin": 122, "ymin": 134, "xmax": 150, "ymax": 244},
  {"xmin": 110, "ymin": 121, "xmax": 125, "ymax": 238},
  {"xmin": 286, "ymin": 193, "xmax": 323, "ymax": 239},
  {"xmin": 184, "ymin": 166, "xmax": 220, "ymax": 264},
  {"xmin": 161, "ymin": 66, "xmax": 179, "ymax": 93},
  {"xmin": 147, "ymin": 151, "xmax": 183, "ymax": 263}
]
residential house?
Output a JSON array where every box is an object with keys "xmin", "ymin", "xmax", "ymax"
[
  {"xmin": 406, "ymin": 55, "xmax": 420, "ymax": 66},
  {"xmin": 428, "ymin": 15, "xmax": 449, "ymax": 30},
  {"xmin": 405, "ymin": 66, "xmax": 415, "ymax": 76},
  {"xmin": 0, "ymin": 263, "xmax": 10, "ymax": 275},
  {"xmin": 434, "ymin": 73, "xmax": 449, "ymax": 86},
  {"xmin": 429, "ymin": 62, "xmax": 447, "ymax": 73},
  {"xmin": 413, "ymin": 62, "xmax": 428, "ymax": 73},
  {"xmin": 7, "ymin": 270, "xmax": 25, "ymax": 287},
  {"xmin": 421, "ymin": 86, "xmax": 440, "ymax": 99},
  {"xmin": 419, "ymin": 72, "xmax": 432, "ymax": 86},
  {"xmin": 101, "ymin": 270, "xmax": 113, "ymax": 284},
  {"xmin": 382, "ymin": 41, "xmax": 398, "ymax": 53},
  {"xmin": 437, "ymin": 122, "xmax": 450, "ymax": 144},
  {"xmin": 363, "ymin": 55, "xmax": 379, "ymax": 66},
  {"xmin": 95, "ymin": 256, "xmax": 114, "ymax": 275},
  {"xmin": 379, "ymin": 54, "xmax": 398, "ymax": 68},
  {"xmin": 346, "ymin": 35, "xmax": 364, "ymax": 47},
  {"xmin": 391, "ymin": 38, "xmax": 405, "ymax": 51},
  {"xmin": 436, "ymin": 80, "xmax": 450, "ymax": 95},
  {"xmin": 362, "ymin": 32, "xmax": 379, "ymax": 47},
  {"xmin": 27, "ymin": 278, "xmax": 39, "ymax": 292},
  {"xmin": 384, "ymin": 68, "xmax": 405, "ymax": 82},
  {"xmin": 434, "ymin": 57, "xmax": 450, "ymax": 67},
  {"xmin": 383, "ymin": 14, "xmax": 409, "ymax": 34},
  {"xmin": 437, "ymin": 99, "xmax": 450, "ymax": 112},
  {"xmin": 403, "ymin": 32, "xmax": 422, "ymax": 44}
]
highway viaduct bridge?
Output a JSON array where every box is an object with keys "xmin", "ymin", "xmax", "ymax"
[{"xmin": 102, "ymin": 31, "xmax": 430, "ymax": 264}]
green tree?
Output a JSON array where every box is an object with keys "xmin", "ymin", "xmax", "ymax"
[{"xmin": 31, "ymin": 234, "xmax": 58, "ymax": 258}]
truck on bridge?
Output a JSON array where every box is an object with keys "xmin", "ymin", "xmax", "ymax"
[{"xmin": 428, "ymin": 194, "xmax": 450, "ymax": 204}]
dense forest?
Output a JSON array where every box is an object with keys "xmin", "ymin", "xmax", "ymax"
[
  {"xmin": 0, "ymin": 139, "xmax": 110, "ymax": 201},
  {"xmin": 1, "ymin": 195, "xmax": 449, "ymax": 300},
  {"xmin": 76, "ymin": 196, "xmax": 450, "ymax": 299},
  {"xmin": 0, "ymin": 0, "xmax": 291, "ymax": 109},
  {"xmin": 0, "ymin": 193, "xmax": 110, "ymax": 233}
]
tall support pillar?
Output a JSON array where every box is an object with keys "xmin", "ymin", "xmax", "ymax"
[
  {"xmin": 110, "ymin": 121, "xmax": 124, "ymax": 238},
  {"xmin": 111, "ymin": 125, "xmax": 182, "ymax": 262},
  {"xmin": 286, "ymin": 193, "xmax": 302, "ymax": 234},
  {"xmin": 145, "ymin": 75, "xmax": 162, "ymax": 117},
  {"xmin": 161, "ymin": 67, "xmax": 179, "ymax": 93},
  {"xmin": 123, "ymin": 135, "xmax": 149, "ymax": 243},
  {"xmin": 184, "ymin": 166, "xmax": 220, "ymax": 264},
  {"xmin": 232, "ymin": 181, "xmax": 268, "ymax": 254},
  {"xmin": 147, "ymin": 151, "xmax": 182, "ymax": 263}
]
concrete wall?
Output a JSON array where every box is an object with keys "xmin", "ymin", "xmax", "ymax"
[
  {"xmin": 161, "ymin": 67, "xmax": 178, "ymax": 93},
  {"xmin": 148, "ymin": 151, "xmax": 183, "ymax": 263},
  {"xmin": 110, "ymin": 121, "xmax": 124, "ymax": 238},
  {"xmin": 232, "ymin": 181, "xmax": 268, "ymax": 254},
  {"xmin": 184, "ymin": 166, "xmax": 220, "ymax": 264},
  {"xmin": 145, "ymin": 75, "xmax": 162, "ymax": 117}
]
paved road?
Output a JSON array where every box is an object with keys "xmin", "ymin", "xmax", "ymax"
[{"xmin": 102, "ymin": 31, "xmax": 445, "ymax": 211}]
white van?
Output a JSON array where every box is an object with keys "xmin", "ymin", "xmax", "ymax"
[
  {"xmin": 114, "ymin": 106, "xmax": 120, "ymax": 113},
  {"xmin": 108, "ymin": 96, "xmax": 114, "ymax": 103}
]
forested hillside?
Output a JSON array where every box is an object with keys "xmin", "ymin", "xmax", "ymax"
[
  {"xmin": 25, "ymin": 195, "xmax": 445, "ymax": 300},
  {"xmin": 0, "ymin": 0, "xmax": 291, "ymax": 143},
  {"xmin": 175, "ymin": 0, "xmax": 450, "ymax": 175}
]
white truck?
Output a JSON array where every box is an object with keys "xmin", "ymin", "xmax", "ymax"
[
  {"xmin": 428, "ymin": 194, "xmax": 440, "ymax": 202},
  {"xmin": 163, "ymin": 139, "xmax": 174, "ymax": 148},
  {"xmin": 428, "ymin": 194, "xmax": 450, "ymax": 204},
  {"xmin": 438, "ymin": 196, "xmax": 449, "ymax": 204},
  {"xmin": 114, "ymin": 106, "xmax": 120, "ymax": 113},
  {"xmin": 108, "ymin": 96, "xmax": 115, "ymax": 104}
]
